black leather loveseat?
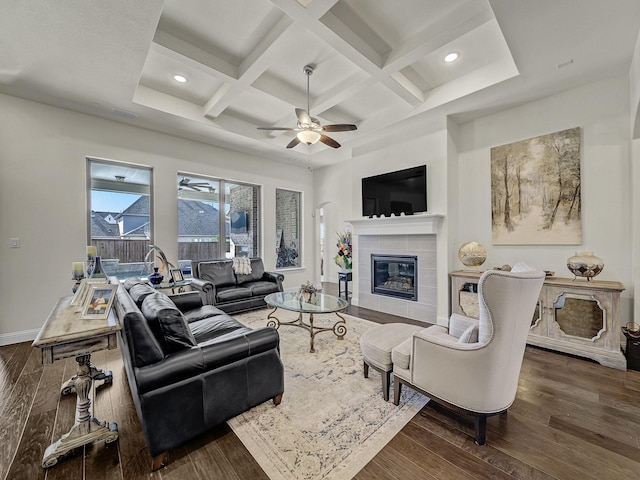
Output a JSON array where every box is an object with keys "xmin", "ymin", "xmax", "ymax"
[
  {"xmin": 114, "ymin": 277, "xmax": 284, "ymax": 470},
  {"xmin": 190, "ymin": 258, "xmax": 284, "ymax": 313}
]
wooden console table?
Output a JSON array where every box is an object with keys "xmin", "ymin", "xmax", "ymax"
[
  {"xmin": 450, "ymin": 270, "xmax": 626, "ymax": 370},
  {"xmin": 32, "ymin": 296, "xmax": 121, "ymax": 468}
]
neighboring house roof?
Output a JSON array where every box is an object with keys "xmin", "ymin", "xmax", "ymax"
[
  {"xmin": 92, "ymin": 196, "xmax": 222, "ymax": 238},
  {"xmin": 178, "ymin": 199, "xmax": 220, "ymax": 236},
  {"xmin": 91, "ymin": 212, "xmax": 120, "ymax": 237},
  {"xmin": 117, "ymin": 195, "xmax": 148, "ymax": 217}
]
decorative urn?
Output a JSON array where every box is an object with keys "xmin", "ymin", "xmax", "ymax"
[
  {"xmin": 566, "ymin": 251, "xmax": 604, "ymax": 281},
  {"xmin": 458, "ymin": 242, "xmax": 487, "ymax": 268},
  {"xmin": 148, "ymin": 267, "xmax": 164, "ymax": 285}
]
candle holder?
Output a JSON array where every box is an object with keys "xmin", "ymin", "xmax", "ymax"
[
  {"xmin": 72, "ymin": 277, "xmax": 84, "ymax": 293},
  {"xmin": 72, "ymin": 262, "xmax": 86, "ymax": 293}
]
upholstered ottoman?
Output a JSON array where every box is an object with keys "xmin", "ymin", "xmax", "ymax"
[{"xmin": 359, "ymin": 323, "xmax": 423, "ymax": 401}]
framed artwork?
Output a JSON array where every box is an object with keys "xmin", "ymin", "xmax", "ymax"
[
  {"xmin": 70, "ymin": 279, "xmax": 89, "ymax": 307},
  {"xmin": 81, "ymin": 284, "xmax": 117, "ymax": 320},
  {"xmin": 491, "ymin": 127, "xmax": 582, "ymax": 245},
  {"xmin": 170, "ymin": 268, "xmax": 184, "ymax": 283}
]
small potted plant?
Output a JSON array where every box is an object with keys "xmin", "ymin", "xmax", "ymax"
[{"xmin": 298, "ymin": 281, "xmax": 320, "ymax": 303}]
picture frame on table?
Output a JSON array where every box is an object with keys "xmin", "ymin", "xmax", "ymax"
[
  {"xmin": 80, "ymin": 284, "xmax": 117, "ymax": 320},
  {"xmin": 170, "ymin": 268, "xmax": 184, "ymax": 283},
  {"xmin": 70, "ymin": 278, "xmax": 89, "ymax": 307}
]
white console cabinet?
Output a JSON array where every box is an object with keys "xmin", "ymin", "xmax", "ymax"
[{"xmin": 450, "ymin": 271, "xmax": 626, "ymax": 370}]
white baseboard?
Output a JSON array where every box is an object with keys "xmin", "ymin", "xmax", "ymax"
[{"xmin": 0, "ymin": 329, "xmax": 40, "ymax": 346}]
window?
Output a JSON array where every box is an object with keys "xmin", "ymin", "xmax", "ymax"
[
  {"xmin": 276, "ymin": 189, "xmax": 301, "ymax": 268},
  {"xmin": 178, "ymin": 174, "xmax": 260, "ymax": 262},
  {"xmin": 88, "ymin": 159, "xmax": 152, "ymax": 278}
]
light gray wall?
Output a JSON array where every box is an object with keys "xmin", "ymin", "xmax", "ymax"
[
  {"xmin": 456, "ymin": 75, "xmax": 634, "ymax": 325},
  {"xmin": 0, "ymin": 93, "xmax": 314, "ymax": 342},
  {"xmin": 315, "ymin": 74, "xmax": 637, "ymax": 327}
]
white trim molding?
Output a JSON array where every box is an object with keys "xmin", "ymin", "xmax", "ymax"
[
  {"xmin": 347, "ymin": 214, "xmax": 444, "ymax": 236},
  {"xmin": 0, "ymin": 329, "xmax": 40, "ymax": 346}
]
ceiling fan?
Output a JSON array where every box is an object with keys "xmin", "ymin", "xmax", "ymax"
[
  {"xmin": 179, "ymin": 177, "xmax": 215, "ymax": 193},
  {"xmin": 258, "ymin": 64, "xmax": 357, "ymax": 149}
]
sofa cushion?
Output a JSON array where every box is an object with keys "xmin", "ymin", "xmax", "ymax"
[
  {"xmin": 216, "ymin": 285, "xmax": 252, "ymax": 303},
  {"xmin": 189, "ymin": 315, "xmax": 250, "ymax": 343},
  {"xmin": 235, "ymin": 258, "xmax": 265, "ymax": 284},
  {"xmin": 129, "ymin": 283, "xmax": 157, "ymax": 308},
  {"xmin": 245, "ymin": 280, "xmax": 280, "ymax": 296},
  {"xmin": 123, "ymin": 277, "xmax": 145, "ymax": 291},
  {"xmin": 116, "ymin": 286, "xmax": 165, "ymax": 367},
  {"xmin": 141, "ymin": 292, "xmax": 197, "ymax": 353},
  {"xmin": 184, "ymin": 305, "xmax": 227, "ymax": 323},
  {"xmin": 198, "ymin": 260, "xmax": 236, "ymax": 287}
]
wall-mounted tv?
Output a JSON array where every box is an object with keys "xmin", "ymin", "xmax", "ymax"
[
  {"xmin": 362, "ymin": 165, "xmax": 427, "ymax": 217},
  {"xmin": 230, "ymin": 210, "xmax": 248, "ymax": 233}
]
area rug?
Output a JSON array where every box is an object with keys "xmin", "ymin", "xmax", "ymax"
[{"xmin": 228, "ymin": 309, "xmax": 429, "ymax": 480}]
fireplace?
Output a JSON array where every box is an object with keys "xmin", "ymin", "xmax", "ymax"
[{"xmin": 371, "ymin": 254, "xmax": 418, "ymax": 301}]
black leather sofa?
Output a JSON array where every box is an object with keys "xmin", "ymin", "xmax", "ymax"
[
  {"xmin": 114, "ymin": 277, "xmax": 284, "ymax": 470},
  {"xmin": 190, "ymin": 258, "xmax": 284, "ymax": 313}
]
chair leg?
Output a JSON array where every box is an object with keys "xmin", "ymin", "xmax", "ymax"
[
  {"xmin": 151, "ymin": 452, "xmax": 167, "ymax": 471},
  {"xmin": 382, "ymin": 370, "xmax": 390, "ymax": 401},
  {"xmin": 363, "ymin": 361, "xmax": 369, "ymax": 378},
  {"xmin": 393, "ymin": 376, "xmax": 402, "ymax": 405},
  {"xmin": 474, "ymin": 414, "xmax": 487, "ymax": 445}
]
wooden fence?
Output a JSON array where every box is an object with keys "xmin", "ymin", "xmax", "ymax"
[{"xmin": 91, "ymin": 239, "xmax": 225, "ymax": 263}]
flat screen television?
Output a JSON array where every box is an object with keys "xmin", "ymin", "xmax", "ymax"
[
  {"xmin": 362, "ymin": 165, "xmax": 427, "ymax": 217},
  {"xmin": 230, "ymin": 211, "xmax": 248, "ymax": 233}
]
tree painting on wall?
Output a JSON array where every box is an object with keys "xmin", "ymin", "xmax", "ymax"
[{"xmin": 491, "ymin": 127, "xmax": 581, "ymax": 244}]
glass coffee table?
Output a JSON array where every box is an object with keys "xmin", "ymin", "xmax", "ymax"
[{"xmin": 265, "ymin": 291, "xmax": 348, "ymax": 353}]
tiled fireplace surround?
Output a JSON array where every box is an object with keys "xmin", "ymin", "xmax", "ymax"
[{"xmin": 348, "ymin": 215, "xmax": 443, "ymax": 324}]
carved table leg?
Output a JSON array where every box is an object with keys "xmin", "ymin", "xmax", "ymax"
[
  {"xmin": 60, "ymin": 361, "xmax": 113, "ymax": 395},
  {"xmin": 43, "ymin": 353, "xmax": 118, "ymax": 468}
]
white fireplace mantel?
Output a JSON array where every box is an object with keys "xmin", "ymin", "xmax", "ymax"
[{"xmin": 347, "ymin": 214, "xmax": 444, "ymax": 236}]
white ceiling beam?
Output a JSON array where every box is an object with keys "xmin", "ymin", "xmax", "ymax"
[
  {"xmin": 383, "ymin": 3, "xmax": 494, "ymax": 73},
  {"xmin": 152, "ymin": 30, "xmax": 238, "ymax": 82},
  {"xmin": 203, "ymin": 15, "xmax": 299, "ymax": 118},
  {"xmin": 313, "ymin": 12, "xmax": 422, "ymax": 106}
]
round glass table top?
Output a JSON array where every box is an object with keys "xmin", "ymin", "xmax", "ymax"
[{"xmin": 265, "ymin": 290, "xmax": 348, "ymax": 314}]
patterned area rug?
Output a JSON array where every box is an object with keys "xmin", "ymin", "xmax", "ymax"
[{"xmin": 229, "ymin": 309, "xmax": 429, "ymax": 480}]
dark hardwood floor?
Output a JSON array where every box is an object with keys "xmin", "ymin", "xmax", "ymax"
[{"xmin": 1, "ymin": 283, "xmax": 639, "ymax": 479}]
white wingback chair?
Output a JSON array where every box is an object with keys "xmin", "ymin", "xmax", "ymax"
[{"xmin": 391, "ymin": 269, "xmax": 545, "ymax": 445}]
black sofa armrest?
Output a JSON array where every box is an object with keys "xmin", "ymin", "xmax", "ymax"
[
  {"xmin": 134, "ymin": 327, "xmax": 280, "ymax": 394},
  {"xmin": 263, "ymin": 271, "xmax": 284, "ymax": 290},
  {"xmin": 170, "ymin": 291, "xmax": 204, "ymax": 311},
  {"xmin": 190, "ymin": 277, "xmax": 217, "ymax": 305}
]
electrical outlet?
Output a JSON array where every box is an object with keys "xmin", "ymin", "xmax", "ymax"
[{"xmin": 10, "ymin": 238, "xmax": 20, "ymax": 248}]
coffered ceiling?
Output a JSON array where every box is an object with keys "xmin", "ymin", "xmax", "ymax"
[{"xmin": 2, "ymin": 1, "xmax": 640, "ymax": 168}]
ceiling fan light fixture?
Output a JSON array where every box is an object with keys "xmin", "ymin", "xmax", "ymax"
[{"xmin": 297, "ymin": 130, "xmax": 321, "ymax": 145}]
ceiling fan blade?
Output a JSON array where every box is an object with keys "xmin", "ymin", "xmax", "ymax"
[
  {"xmin": 257, "ymin": 127, "xmax": 293, "ymax": 131},
  {"xmin": 286, "ymin": 137, "xmax": 301, "ymax": 149},
  {"xmin": 322, "ymin": 124, "xmax": 357, "ymax": 132},
  {"xmin": 320, "ymin": 135, "xmax": 341, "ymax": 148},
  {"xmin": 295, "ymin": 108, "xmax": 312, "ymax": 125}
]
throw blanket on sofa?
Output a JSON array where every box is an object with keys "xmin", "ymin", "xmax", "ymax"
[{"xmin": 233, "ymin": 257, "xmax": 252, "ymax": 275}]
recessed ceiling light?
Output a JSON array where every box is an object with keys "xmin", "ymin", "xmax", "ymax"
[
  {"xmin": 444, "ymin": 52, "xmax": 459, "ymax": 63},
  {"xmin": 173, "ymin": 74, "xmax": 188, "ymax": 83}
]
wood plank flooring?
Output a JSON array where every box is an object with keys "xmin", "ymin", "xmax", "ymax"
[{"xmin": 1, "ymin": 283, "xmax": 639, "ymax": 479}]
